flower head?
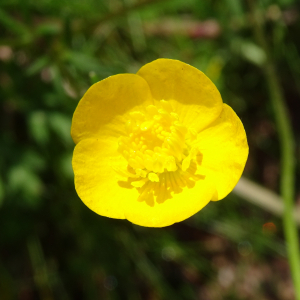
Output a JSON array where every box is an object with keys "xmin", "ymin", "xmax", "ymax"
[{"xmin": 71, "ymin": 59, "xmax": 248, "ymax": 227}]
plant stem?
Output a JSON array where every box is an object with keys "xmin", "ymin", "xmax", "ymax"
[{"xmin": 248, "ymin": 1, "xmax": 300, "ymax": 298}]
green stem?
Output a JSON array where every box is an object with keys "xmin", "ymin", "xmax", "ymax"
[{"xmin": 248, "ymin": 1, "xmax": 300, "ymax": 298}]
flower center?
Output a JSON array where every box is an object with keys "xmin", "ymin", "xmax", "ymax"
[{"xmin": 116, "ymin": 100, "xmax": 201, "ymax": 188}]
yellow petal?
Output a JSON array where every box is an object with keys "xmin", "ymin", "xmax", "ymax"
[
  {"xmin": 124, "ymin": 172, "xmax": 215, "ymax": 227},
  {"xmin": 195, "ymin": 104, "xmax": 248, "ymax": 200},
  {"xmin": 137, "ymin": 59, "xmax": 223, "ymax": 132},
  {"xmin": 71, "ymin": 74, "xmax": 153, "ymax": 144},
  {"xmin": 73, "ymin": 138, "xmax": 215, "ymax": 227},
  {"xmin": 73, "ymin": 138, "xmax": 138, "ymax": 219}
]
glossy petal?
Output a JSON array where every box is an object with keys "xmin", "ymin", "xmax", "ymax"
[
  {"xmin": 73, "ymin": 138, "xmax": 215, "ymax": 227},
  {"xmin": 73, "ymin": 138, "xmax": 135, "ymax": 219},
  {"xmin": 195, "ymin": 104, "xmax": 248, "ymax": 200},
  {"xmin": 124, "ymin": 176, "xmax": 215, "ymax": 227},
  {"xmin": 71, "ymin": 74, "xmax": 153, "ymax": 144},
  {"xmin": 137, "ymin": 59, "xmax": 223, "ymax": 132}
]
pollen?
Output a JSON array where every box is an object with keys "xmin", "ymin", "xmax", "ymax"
[{"xmin": 116, "ymin": 100, "xmax": 202, "ymax": 188}]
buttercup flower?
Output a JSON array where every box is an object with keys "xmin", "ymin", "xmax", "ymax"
[{"xmin": 71, "ymin": 59, "xmax": 248, "ymax": 227}]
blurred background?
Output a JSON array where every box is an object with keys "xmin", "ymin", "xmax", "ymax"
[{"xmin": 1, "ymin": 0, "xmax": 300, "ymax": 299}]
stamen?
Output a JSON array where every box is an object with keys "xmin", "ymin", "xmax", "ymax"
[
  {"xmin": 114, "ymin": 100, "xmax": 203, "ymax": 197},
  {"xmin": 131, "ymin": 178, "xmax": 148, "ymax": 188},
  {"xmin": 112, "ymin": 166, "xmax": 139, "ymax": 179},
  {"xmin": 148, "ymin": 173, "xmax": 159, "ymax": 182}
]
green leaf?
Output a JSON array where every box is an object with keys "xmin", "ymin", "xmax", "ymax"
[
  {"xmin": 0, "ymin": 8, "xmax": 30, "ymax": 36},
  {"xmin": 22, "ymin": 150, "xmax": 46, "ymax": 172},
  {"xmin": 35, "ymin": 22, "xmax": 61, "ymax": 36},
  {"xmin": 8, "ymin": 166, "xmax": 43, "ymax": 208},
  {"xmin": 65, "ymin": 51, "xmax": 102, "ymax": 73},
  {"xmin": 26, "ymin": 56, "xmax": 50, "ymax": 76},
  {"xmin": 28, "ymin": 111, "xmax": 49, "ymax": 145},
  {"xmin": 240, "ymin": 42, "xmax": 266, "ymax": 66},
  {"xmin": 48, "ymin": 112, "xmax": 72, "ymax": 146},
  {"xmin": 60, "ymin": 152, "xmax": 74, "ymax": 179}
]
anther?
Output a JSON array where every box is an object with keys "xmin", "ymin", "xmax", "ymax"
[
  {"xmin": 116, "ymin": 102, "xmax": 201, "ymax": 186},
  {"xmin": 148, "ymin": 173, "xmax": 159, "ymax": 182}
]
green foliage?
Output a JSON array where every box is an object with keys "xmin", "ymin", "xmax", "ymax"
[{"xmin": 1, "ymin": 0, "xmax": 300, "ymax": 299}]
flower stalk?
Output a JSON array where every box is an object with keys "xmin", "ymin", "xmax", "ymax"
[{"xmin": 248, "ymin": 1, "xmax": 300, "ymax": 298}]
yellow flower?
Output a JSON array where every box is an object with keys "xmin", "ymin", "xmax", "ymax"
[{"xmin": 71, "ymin": 59, "xmax": 248, "ymax": 227}]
